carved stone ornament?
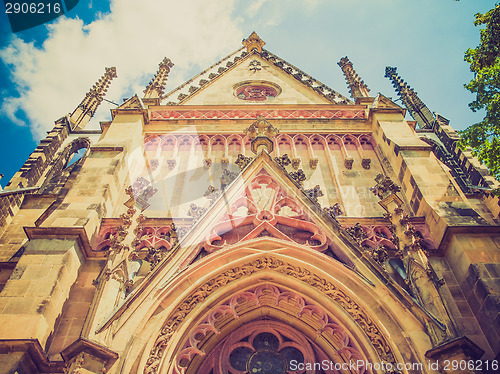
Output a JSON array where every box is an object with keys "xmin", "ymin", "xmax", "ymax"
[
  {"xmin": 144, "ymin": 257, "xmax": 398, "ymax": 374},
  {"xmin": 220, "ymin": 158, "xmax": 229, "ymax": 168},
  {"xmin": 203, "ymin": 158, "xmax": 212, "ymax": 169},
  {"xmin": 345, "ymin": 223, "xmax": 367, "ymax": 242},
  {"xmin": 245, "ymin": 116, "xmax": 279, "ymax": 154},
  {"xmin": 235, "ymin": 154, "xmax": 253, "ymax": 170},
  {"xmin": 362, "ymin": 158, "xmax": 371, "ymax": 170},
  {"xmin": 242, "ymin": 31, "xmax": 266, "ymax": 53},
  {"xmin": 245, "ymin": 116, "xmax": 279, "ymax": 141},
  {"xmin": 174, "ymin": 285, "xmax": 369, "ymax": 373},
  {"xmin": 274, "ymin": 154, "xmax": 291, "ymax": 168},
  {"xmin": 363, "ymin": 244, "xmax": 389, "ymax": 266},
  {"xmin": 187, "ymin": 203, "xmax": 208, "ymax": 221},
  {"xmin": 249, "ymin": 59, "xmax": 262, "ymax": 72},
  {"xmin": 289, "ymin": 169, "xmax": 306, "ymax": 186},
  {"xmin": 324, "ymin": 203, "xmax": 343, "ymax": 219},
  {"xmin": 370, "ymin": 173, "xmax": 401, "ymax": 200},
  {"xmin": 304, "ymin": 185, "xmax": 324, "ymax": 204},
  {"xmin": 149, "ymin": 159, "xmax": 159, "ymax": 171},
  {"xmin": 220, "ymin": 169, "xmax": 239, "ymax": 187},
  {"xmin": 344, "ymin": 156, "xmax": 354, "ymax": 170},
  {"xmin": 291, "ymin": 158, "xmax": 301, "ymax": 170},
  {"xmin": 203, "ymin": 185, "xmax": 221, "ymax": 204},
  {"xmin": 167, "ymin": 159, "xmax": 176, "ymax": 170},
  {"xmin": 309, "ymin": 158, "xmax": 319, "ymax": 169}
]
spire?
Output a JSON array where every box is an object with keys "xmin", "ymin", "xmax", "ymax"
[
  {"xmin": 242, "ymin": 32, "xmax": 266, "ymax": 53},
  {"xmin": 69, "ymin": 67, "xmax": 117, "ymax": 129},
  {"xmin": 384, "ymin": 67, "xmax": 434, "ymax": 129},
  {"xmin": 338, "ymin": 57, "xmax": 370, "ymax": 98},
  {"xmin": 143, "ymin": 57, "xmax": 174, "ymax": 99}
]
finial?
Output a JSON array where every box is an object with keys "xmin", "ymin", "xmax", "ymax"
[
  {"xmin": 384, "ymin": 66, "xmax": 397, "ymax": 78},
  {"xmin": 384, "ymin": 66, "xmax": 434, "ymax": 129},
  {"xmin": 242, "ymin": 32, "xmax": 266, "ymax": 53},
  {"xmin": 69, "ymin": 67, "xmax": 117, "ymax": 130},
  {"xmin": 144, "ymin": 57, "xmax": 174, "ymax": 99},
  {"xmin": 245, "ymin": 116, "xmax": 278, "ymax": 154},
  {"xmin": 338, "ymin": 57, "xmax": 370, "ymax": 98}
]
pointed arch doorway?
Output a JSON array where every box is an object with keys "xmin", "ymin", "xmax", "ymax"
[{"xmin": 166, "ymin": 283, "xmax": 374, "ymax": 374}]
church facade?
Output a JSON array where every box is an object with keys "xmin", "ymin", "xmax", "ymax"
[{"xmin": 0, "ymin": 33, "xmax": 499, "ymax": 374}]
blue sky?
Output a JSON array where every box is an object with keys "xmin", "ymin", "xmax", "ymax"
[{"xmin": 0, "ymin": 0, "xmax": 496, "ymax": 187}]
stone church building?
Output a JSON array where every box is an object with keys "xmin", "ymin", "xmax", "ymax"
[{"xmin": 0, "ymin": 33, "xmax": 499, "ymax": 374}]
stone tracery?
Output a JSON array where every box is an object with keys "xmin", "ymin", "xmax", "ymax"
[
  {"xmin": 144, "ymin": 257, "xmax": 399, "ymax": 374},
  {"xmin": 174, "ymin": 285, "xmax": 370, "ymax": 374},
  {"xmin": 200, "ymin": 172, "xmax": 330, "ymax": 253}
]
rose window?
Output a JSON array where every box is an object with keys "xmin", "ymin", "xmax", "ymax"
[{"xmin": 234, "ymin": 81, "xmax": 281, "ymax": 101}]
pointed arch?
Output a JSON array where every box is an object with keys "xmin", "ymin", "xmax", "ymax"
[{"xmin": 115, "ymin": 243, "xmax": 430, "ymax": 374}]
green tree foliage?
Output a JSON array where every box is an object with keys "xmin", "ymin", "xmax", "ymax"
[{"xmin": 461, "ymin": 4, "xmax": 500, "ymax": 188}]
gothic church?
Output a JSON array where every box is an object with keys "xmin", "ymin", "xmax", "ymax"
[{"xmin": 0, "ymin": 32, "xmax": 499, "ymax": 374}]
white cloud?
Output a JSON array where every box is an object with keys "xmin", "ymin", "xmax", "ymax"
[
  {"xmin": 246, "ymin": 0, "xmax": 270, "ymax": 17},
  {"xmin": 0, "ymin": 0, "xmax": 244, "ymax": 138}
]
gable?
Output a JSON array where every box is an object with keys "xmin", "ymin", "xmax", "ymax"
[
  {"xmin": 372, "ymin": 93, "xmax": 401, "ymax": 109},
  {"xmin": 162, "ymin": 47, "xmax": 352, "ymax": 106},
  {"xmin": 182, "ymin": 54, "xmax": 333, "ymax": 105},
  {"xmin": 175, "ymin": 151, "xmax": 359, "ymax": 268}
]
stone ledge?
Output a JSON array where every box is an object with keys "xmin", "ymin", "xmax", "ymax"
[
  {"xmin": 426, "ymin": 335, "xmax": 484, "ymax": 361},
  {"xmin": 23, "ymin": 227, "xmax": 106, "ymax": 259},
  {"xmin": 0, "ymin": 339, "xmax": 66, "ymax": 373},
  {"xmin": 61, "ymin": 337, "xmax": 118, "ymax": 371}
]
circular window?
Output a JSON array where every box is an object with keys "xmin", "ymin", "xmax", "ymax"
[{"xmin": 234, "ymin": 81, "xmax": 281, "ymax": 101}]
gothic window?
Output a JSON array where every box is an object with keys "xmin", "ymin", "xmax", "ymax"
[
  {"xmin": 194, "ymin": 319, "xmax": 325, "ymax": 374},
  {"xmin": 39, "ymin": 138, "xmax": 90, "ymax": 194},
  {"xmin": 65, "ymin": 147, "xmax": 86, "ymax": 168},
  {"xmin": 197, "ymin": 136, "xmax": 209, "ymax": 153},
  {"xmin": 222, "ymin": 330, "xmax": 307, "ymax": 374},
  {"xmin": 244, "ymin": 138, "xmax": 252, "ymax": 153},
  {"xmin": 232, "ymin": 332, "xmax": 304, "ymax": 374}
]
